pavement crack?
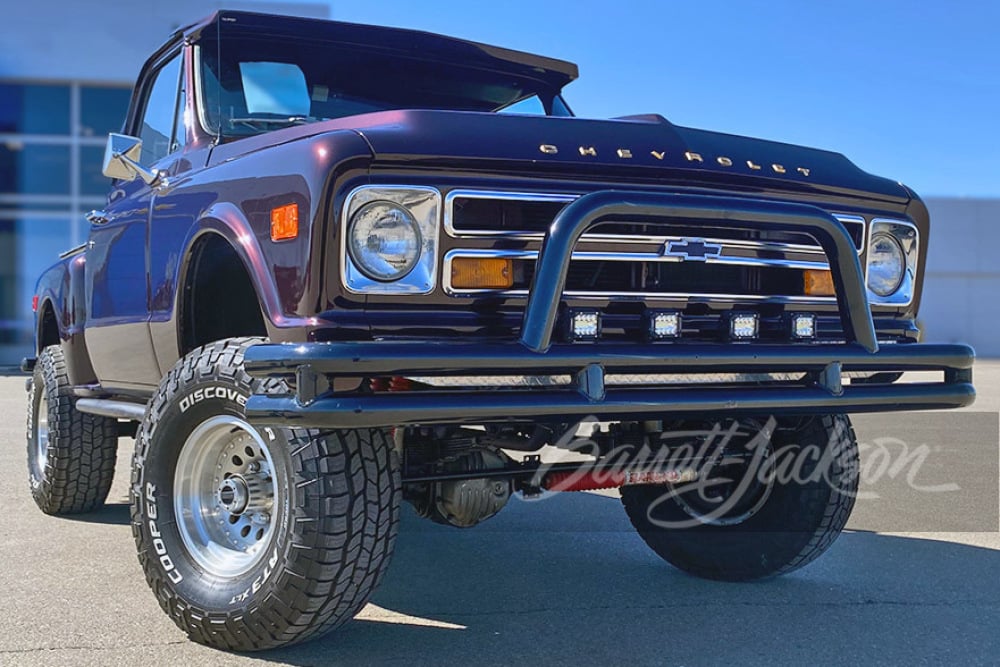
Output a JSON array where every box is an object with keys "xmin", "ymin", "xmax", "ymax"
[
  {"xmin": 0, "ymin": 640, "xmax": 189, "ymax": 655},
  {"xmin": 400, "ymin": 598, "xmax": 999, "ymax": 619}
]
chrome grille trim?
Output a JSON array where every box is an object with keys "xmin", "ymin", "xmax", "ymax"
[
  {"xmin": 443, "ymin": 189, "xmax": 866, "ymax": 254},
  {"xmin": 445, "ymin": 248, "xmax": 831, "ymax": 272},
  {"xmin": 442, "ymin": 248, "xmax": 836, "ymax": 300}
]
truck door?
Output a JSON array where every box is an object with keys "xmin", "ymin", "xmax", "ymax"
[{"xmin": 84, "ymin": 49, "xmax": 184, "ymax": 390}]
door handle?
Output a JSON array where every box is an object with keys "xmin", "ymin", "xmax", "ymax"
[{"xmin": 86, "ymin": 209, "xmax": 110, "ymax": 225}]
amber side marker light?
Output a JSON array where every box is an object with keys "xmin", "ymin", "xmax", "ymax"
[
  {"xmin": 804, "ymin": 269, "xmax": 835, "ymax": 296},
  {"xmin": 270, "ymin": 203, "xmax": 299, "ymax": 241},
  {"xmin": 451, "ymin": 257, "xmax": 513, "ymax": 289}
]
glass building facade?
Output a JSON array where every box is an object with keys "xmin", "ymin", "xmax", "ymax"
[{"xmin": 0, "ymin": 80, "xmax": 131, "ymax": 364}]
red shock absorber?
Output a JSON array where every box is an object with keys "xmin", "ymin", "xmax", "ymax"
[
  {"xmin": 543, "ymin": 469, "xmax": 627, "ymax": 492},
  {"xmin": 544, "ymin": 467, "xmax": 699, "ymax": 491},
  {"xmin": 370, "ymin": 376, "xmax": 414, "ymax": 392},
  {"xmin": 389, "ymin": 376, "xmax": 413, "ymax": 392}
]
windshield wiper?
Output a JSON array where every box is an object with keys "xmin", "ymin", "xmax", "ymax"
[{"xmin": 227, "ymin": 115, "xmax": 319, "ymax": 130}]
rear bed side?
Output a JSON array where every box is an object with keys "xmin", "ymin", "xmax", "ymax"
[{"xmin": 33, "ymin": 250, "xmax": 98, "ymax": 386}]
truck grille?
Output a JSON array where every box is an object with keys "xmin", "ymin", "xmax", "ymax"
[
  {"xmin": 443, "ymin": 190, "xmax": 866, "ymax": 301},
  {"xmin": 533, "ymin": 261, "xmax": 807, "ymax": 297},
  {"xmin": 446, "ymin": 191, "xmax": 866, "ymax": 250}
]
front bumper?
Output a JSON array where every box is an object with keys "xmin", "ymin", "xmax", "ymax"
[{"xmin": 244, "ymin": 191, "xmax": 975, "ymax": 429}]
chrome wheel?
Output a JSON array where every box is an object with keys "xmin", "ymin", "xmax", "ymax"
[
  {"xmin": 174, "ymin": 415, "xmax": 280, "ymax": 578},
  {"xmin": 33, "ymin": 391, "xmax": 49, "ymax": 476}
]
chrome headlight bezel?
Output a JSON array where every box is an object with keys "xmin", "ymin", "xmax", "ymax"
[
  {"xmin": 865, "ymin": 218, "xmax": 919, "ymax": 306},
  {"xmin": 341, "ymin": 186, "xmax": 441, "ymax": 294}
]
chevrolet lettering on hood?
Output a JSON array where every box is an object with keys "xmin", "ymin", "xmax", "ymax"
[{"xmin": 540, "ymin": 143, "xmax": 811, "ymax": 176}]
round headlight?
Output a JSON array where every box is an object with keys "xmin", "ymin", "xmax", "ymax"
[
  {"xmin": 348, "ymin": 201, "xmax": 422, "ymax": 281},
  {"xmin": 867, "ymin": 232, "xmax": 905, "ymax": 297}
]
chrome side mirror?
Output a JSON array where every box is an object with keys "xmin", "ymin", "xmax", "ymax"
[{"xmin": 101, "ymin": 133, "xmax": 160, "ymax": 185}]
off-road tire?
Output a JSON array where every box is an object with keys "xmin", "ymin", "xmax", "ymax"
[
  {"xmin": 26, "ymin": 345, "xmax": 118, "ymax": 514},
  {"xmin": 621, "ymin": 414, "xmax": 859, "ymax": 581},
  {"xmin": 131, "ymin": 337, "xmax": 400, "ymax": 651}
]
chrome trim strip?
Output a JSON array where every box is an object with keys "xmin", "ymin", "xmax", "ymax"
[
  {"xmin": 58, "ymin": 243, "xmax": 87, "ymax": 259},
  {"xmin": 442, "ymin": 248, "xmax": 833, "ymax": 298},
  {"xmin": 444, "ymin": 248, "xmax": 830, "ymax": 270},
  {"xmin": 441, "ymin": 249, "xmax": 836, "ymax": 304},
  {"xmin": 836, "ymin": 214, "xmax": 866, "ymax": 253},
  {"xmin": 192, "ymin": 45, "xmax": 215, "ymax": 138},
  {"xmin": 443, "ymin": 189, "xmax": 866, "ymax": 254},
  {"xmin": 448, "ymin": 291, "xmax": 838, "ymax": 303}
]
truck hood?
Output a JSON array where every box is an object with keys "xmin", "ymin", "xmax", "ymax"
[
  {"xmin": 345, "ymin": 110, "xmax": 908, "ymax": 202},
  {"xmin": 217, "ymin": 109, "xmax": 909, "ymax": 202}
]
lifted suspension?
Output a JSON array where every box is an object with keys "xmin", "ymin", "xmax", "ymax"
[{"xmin": 402, "ymin": 456, "xmax": 705, "ymax": 494}]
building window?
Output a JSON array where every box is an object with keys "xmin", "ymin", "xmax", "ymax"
[
  {"xmin": 80, "ymin": 145, "xmax": 111, "ymax": 196},
  {"xmin": 0, "ymin": 78, "xmax": 130, "ymax": 363},
  {"xmin": 0, "ymin": 216, "xmax": 73, "ymax": 346},
  {"xmin": 80, "ymin": 86, "xmax": 132, "ymax": 137},
  {"xmin": 0, "ymin": 83, "xmax": 71, "ymax": 135},
  {"xmin": 0, "ymin": 142, "xmax": 72, "ymax": 195}
]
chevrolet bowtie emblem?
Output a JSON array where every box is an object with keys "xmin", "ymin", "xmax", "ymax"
[{"xmin": 664, "ymin": 238, "xmax": 722, "ymax": 261}]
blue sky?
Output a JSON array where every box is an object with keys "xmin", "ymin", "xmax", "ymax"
[{"xmin": 320, "ymin": 0, "xmax": 999, "ymax": 197}]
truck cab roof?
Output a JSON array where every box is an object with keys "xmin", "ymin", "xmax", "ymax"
[{"xmin": 181, "ymin": 9, "xmax": 579, "ymax": 92}]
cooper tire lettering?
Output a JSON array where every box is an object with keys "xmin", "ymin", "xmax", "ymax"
[{"xmin": 143, "ymin": 481, "xmax": 182, "ymax": 583}]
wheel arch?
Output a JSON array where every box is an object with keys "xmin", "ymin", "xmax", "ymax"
[
  {"xmin": 36, "ymin": 299, "xmax": 60, "ymax": 352},
  {"xmin": 176, "ymin": 226, "xmax": 270, "ymax": 356}
]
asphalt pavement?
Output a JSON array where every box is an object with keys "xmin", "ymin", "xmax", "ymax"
[{"xmin": 1, "ymin": 364, "xmax": 998, "ymax": 666}]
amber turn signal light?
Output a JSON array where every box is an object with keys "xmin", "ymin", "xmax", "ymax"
[
  {"xmin": 270, "ymin": 203, "xmax": 299, "ymax": 241},
  {"xmin": 803, "ymin": 269, "xmax": 835, "ymax": 296},
  {"xmin": 451, "ymin": 257, "xmax": 513, "ymax": 289}
]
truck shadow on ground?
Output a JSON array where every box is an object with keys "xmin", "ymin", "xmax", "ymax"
[
  {"xmin": 253, "ymin": 491, "xmax": 1000, "ymax": 666},
  {"xmin": 59, "ymin": 502, "xmax": 132, "ymax": 525}
]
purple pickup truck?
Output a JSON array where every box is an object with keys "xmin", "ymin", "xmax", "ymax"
[{"xmin": 23, "ymin": 10, "xmax": 974, "ymax": 652}]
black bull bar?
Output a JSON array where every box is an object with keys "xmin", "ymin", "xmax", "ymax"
[{"xmin": 244, "ymin": 191, "xmax": 975, "ymax": 428}]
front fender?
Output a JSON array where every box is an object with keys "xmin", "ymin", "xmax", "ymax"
[{"xmin": 185, "ymin": 204, "xmax": 322, "ymax": 333}]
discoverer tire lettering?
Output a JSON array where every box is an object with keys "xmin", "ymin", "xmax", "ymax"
[{"xmin": 178, "ymin": 386, "xmax": 247, "ymax": 412}]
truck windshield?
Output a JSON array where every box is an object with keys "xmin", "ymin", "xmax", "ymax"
[{"xmin": 199, "ymin": 36, "xmax": 570, "ymax": 138}]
